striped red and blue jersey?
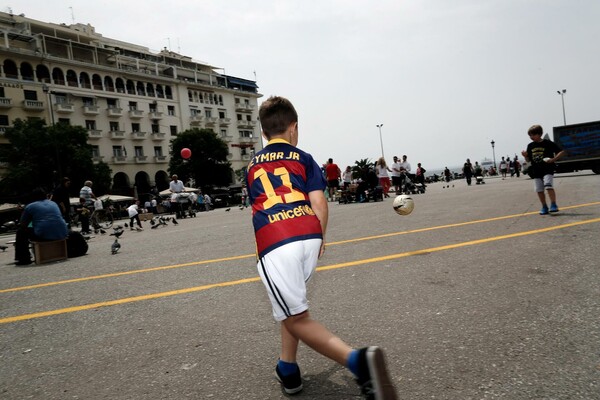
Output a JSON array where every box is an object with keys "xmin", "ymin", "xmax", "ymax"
[{"xmin": 246, "ymin": 139, "xmax": 326, "ymax": 258}]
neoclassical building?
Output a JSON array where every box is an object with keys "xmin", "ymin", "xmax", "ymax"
[{"xmin": 0, "ymin": 11, "xmax": 262, "ymax": 195}]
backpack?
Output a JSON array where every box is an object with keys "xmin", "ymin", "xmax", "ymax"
[{"xmin": 67, "ymin": 231, "xmax": 88, "ymax": 258}]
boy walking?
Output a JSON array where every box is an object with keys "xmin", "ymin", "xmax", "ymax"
[
  {"xmin": 521, "ymin": 124, "xmax": 565, "ymax": 215},
  {"xmin": 246, "ymin": 96, "xmax": 397, "ymax": 399}
]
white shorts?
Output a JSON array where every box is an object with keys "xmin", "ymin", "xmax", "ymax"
[
  {"xmin": 257, "ymin": 239, "xmax": 322, "ymax": 321},
  {"xmin": 533, "ymin": 174, "xmax": 554, "ymax": 193}
]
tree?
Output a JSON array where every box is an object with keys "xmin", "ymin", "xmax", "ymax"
[
  {"xmin": 169, "ymin": 128, "xmax": 232, "ymax": 190},
  {"xmin": 0, "ymin": 118, "xmax": 112, "ymax": 201},
  {"xmin": 352, "ymin": 158, "xmax": 375, "ymax": 181}
]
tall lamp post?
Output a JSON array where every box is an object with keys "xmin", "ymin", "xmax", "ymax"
[
  {"xmin": 490, "ymin": 140, "xmax": 497, "ymax": 171},
  {"xmin": 42, "ymin": 84, "xmax": 61, "ymax": 180},
  {"xmin": 376, "ymin": 123, "xmax": 384, "ymax": 159},
  {"xmin": 557, "ymin": 89, "xmax": 566, "ymax": 125}
]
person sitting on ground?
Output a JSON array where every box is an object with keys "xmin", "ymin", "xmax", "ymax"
[{"xmin": 14, "ymin": 188, "xmax": 68, "ymax": 265}]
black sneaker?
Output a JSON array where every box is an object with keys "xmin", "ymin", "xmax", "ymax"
[
  {"xmin": 356, "ymin": 347, "xmax": 397, "ymax": 400},
  {"xmin": 275, "ymin": 364, "xmax": 303, "ymax": 394}
]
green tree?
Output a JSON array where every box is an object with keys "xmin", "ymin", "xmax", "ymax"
[
  {"xmin": 352, "ymin": 158, "xmax": 374, "ymax": 181},
  {"xmin": 0, "ymin": 118, "xmax": 112, "ymax": 200},
  {"xmin": 169, "ymin": 128, "xmax": 232, "ymax": 190}
]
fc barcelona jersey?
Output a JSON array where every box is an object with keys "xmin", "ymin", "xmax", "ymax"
[{"xmin": 246, "ymin": 139, "xmax": 326, "ymax": 258}]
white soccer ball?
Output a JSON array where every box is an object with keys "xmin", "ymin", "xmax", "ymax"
[{"xmin": 393, "ymin": 195, "xmax": 414, "ymax": 216}]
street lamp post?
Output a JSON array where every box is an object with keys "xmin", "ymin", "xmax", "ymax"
[
  {"xmin": 376, "ymin": 123, "xmax": 384, "ymax": 159},
  {"xmin": 557, "ymin": 89, "xmax": 567, "ymax": 126},
  {"xmin": 490, "ymin": 140, "xmax": 497, "ymax": 171},
  {"xmin": 42, "ymin": 84, "xmax": 61, "ymax": 180}
]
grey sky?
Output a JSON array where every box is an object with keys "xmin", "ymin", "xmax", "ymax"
[{"xmin": 6, "ymin": 1, "xmax": 600, "ymax": 171}]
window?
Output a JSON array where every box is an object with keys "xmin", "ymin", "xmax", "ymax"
[
  {"xmin": 82, "ymin": 97, "xmax": 94, "ymax": 106},
  {"xmin": 107, "ymin": 98, "xmax": 118, "ymax": 108},
  {"xmin": 151, "ymin": 124, "xmax": 159, "ymax": 134},
  {"xmin": 91, "ymin": 146, "xmax": 100, "ymax": 158},
  {"xmin": 219, "ymin": 111, "xmax": 226, "ymax": 119},
  {"xmin": 240, "ymin": 130, "xmax": 253, "ymax": 138},
  {"xmin": 0, "ymin": 115, "xmax": 9, "ymax": 126},
  {"xmin": 149, "ymin": 103, "xmax": 157, "ymax": 113},
  {"xmin": 188, "ymin": 90, "xmax": 193, "ymax": 102},
  {"xmin": 170, "ymin": 125, "xmax": 177, "ymax": 135},
  {"xmin": 0, "ymin": 88, "xmax": 5, "ymax": 97},
  {"xmin": 54, "ymin": 94, "xmax": 68, "ymax": 104},
  {"xmin": 131, "ymin": 123, "xmax": 140, "ymax": 132},
  {"xmin": 154, "ymin": 146, "xmax": 163, "ymax": 157},
  {"xmin": 134, "ymin": 146, "xmax": 144, "ymax": 157},
  {"xmin": 167, "ymin": 105, "xmax": 175, "ymax": 116},
  {"xmin": 112, "ymin": 146, "xmax": 124, "ymax": 156},
  {"xmin": 58, "ymin": 118, "xmax": 70, "ymax": 125},
  {"xmin": 220, "ymin": 129, "xmax": 227, "ymax": 137},
  {"xmin": 128, "ymin": 101, "xmax": 137, "ymax": 111},
  {"xmin": 109, "ymin": 121, "xmax": 120, "ymax": 131},
  {"xmin": 237, "ymin": 114, "xmax": 242, "ymax": 121},
  {"xmin": 85, "ymin": 120, "xmax": 96, "ymax": 130},
  {"xmin": 241, "ymin": 147, "xmax": 249, "ymax": 156},
  {"xmin": 205, "ymin": 109, "xmax": 212, "ymax": 118},
  {"xmin": 190, "ymin": 108, "xmax": 199, "ymax": 116},
  {"xmin": 24, "ymin": 90, "xmax": 38, "ymax": 101}
]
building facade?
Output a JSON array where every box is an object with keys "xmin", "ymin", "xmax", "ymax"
[{"xmin": 0, "ymin": 11, "xmax": 262, "ymax": 195}]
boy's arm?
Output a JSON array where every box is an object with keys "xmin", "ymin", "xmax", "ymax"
[
  {"xmin": 308, "ymin": 189, "xmax": 328, "ymax": 258},
  {"xmin": 549, "ymin": 149, "xmax": 566, "ymax": 163}
]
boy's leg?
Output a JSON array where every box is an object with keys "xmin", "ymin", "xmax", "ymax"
[
  {"xmin": 280, "ymin": 322, "xmax": 300, "ymax": 362},
  {"xmin": 282, "ymin": 311, "xmax": 352, "ymax": 366}
]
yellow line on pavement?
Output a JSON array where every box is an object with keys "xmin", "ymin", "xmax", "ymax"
[
  {"xmin": 1, "ymin": 201, "xmax": 599, "ymax": 294},
  {"xmin": 1, "ymin": 217, "xmax": 599, "ymax": 325}
]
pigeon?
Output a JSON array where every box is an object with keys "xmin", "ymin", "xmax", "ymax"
[
  {"xmin": 151, "ymin": 224, "xmax": 159, "ymax": 229},
  {"xmin": 0, "ymin": 245, "xmax": 7, "ymax": 252},
  {"xmin": 172, "ymin": 218, "xmax": 178, "ymax": 225},
  {"xmin": 100, "ymin": 229, "xmax": 106, "ymax": 234},
  {"xmin": 225, "ymin": 208, "xmax": 231, "ymax": 212},
  {"xmin": 111, "ymin": 239, "xmax": 121, "ymax": 254},
  {"xmin": 124, "ymin": 223, "xmax": 129, "ymax": 228},
  {"xmin": 110, "ymin": 229, "xmax": 124, "ymax": 238},
  {"xmin": 149, "ymin": 219, "xmax": 155, "ymax": 226}
]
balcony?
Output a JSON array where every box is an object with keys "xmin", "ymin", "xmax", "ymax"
[
  {"xmin": 235, "ymin": 103, "xmax": 255, "ymax": 112},
  {"xmin": 220, "ymin": 134, "xmax": 234, "ymax": 142},
  {"xmin": 0, "ymin": 126, "xmax": 11, "ymax": 134},
  {"xmin": 135, "ymin": 155, "xmax": 148, "ymax": 163},
  {"xmin": 190, "ymin": 115, "xmax": 204, "ymax": 125},
  {"xmin": 237, "ymin": 120, "xmax": 257, "ymax": 128},
  {"xmin": 131, "ymin": 131, "xmax": 147, "ymax": 140},
  {"xmin": 205, "ymin": 117, "xmax": 218, "ymax": 126},
  {"xmin": 148, "ymin": 111, "xmax": 163, "ymax": 120},
  {"xmin": 242, "ymin": 154, "xmax": 251, "ymax": 161},
  {"xmin": 83, "ymin": 105, "xmax": 100, "ymax": 115},
  {"xmin": 92, "ymin": 156, "xmax": 104, "ymax": 163},
  {"xmin": 55, "ymin": 103, "xmax": 75, "ymax": 113},
  {"xmin": 23, "ymin": 100, "xmax": 45, "ymax": 111},
  {"xmin": 219, "ymin": 117, "xmax": 232, "ymax": 126},
  {"xmin": 112, "ymin": 155, "xmax": 128, "ymax": 163},
  {"xmin": 0, "ymin": 97, "xmax": 12, "ymax": 108},
  {"xmin": 128, "ymin": 109, "xmax": 144, "ymax": 119},
  {"xmin": 87, "ymin": 129, "xmax": 103, "ymax": 139},
  {"xmin": 110, "ymin": 130, "xmax": 126, "ymax": 139},
  {"xmin": 151, "ymin": 132, "xmax": 166, "ymax": 140},
  {"xmin": 154, "ymin": 155, "xmax": 168, "ymax": 163},
  {"xmin": 107, "ymin": 107, "xmax": 123, "ymax": 117},
  {"xmin": 239, "ymin": 136, "xmax": 255, "ymax": 144}
]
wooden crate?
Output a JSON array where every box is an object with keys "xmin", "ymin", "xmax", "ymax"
[
  {"xmin": 33, "ymin": 239, "xmax": 68, "ymax": 265},
  {"xmin": 138, "ymin": 213, "xmax": 154, "ymax": 221}
]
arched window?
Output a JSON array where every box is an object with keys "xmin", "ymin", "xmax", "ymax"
[
  {"xmin": 66, "ymin": 70, "xmax": 78, "ymax": 87},
  {"xmin": 126, "ymin": 79, "xmax": 135, "ymax": 95},
  {"xmin": 156, "ymin": 84, "xmax": 164, "ymax": 98},
  {"xmin": 165, "ymin": 86, "xmax": 173, "ymax": 99},
  {"xmin": 136, "ymin": 81, "xmax": 146, "ymax": 96},
  {"xmin": 36, "ymin": 64, "xmax": 51, "ymax": 83},
  {"xmin": 92, "ymin": 74, "xmax": 103, "ymax": 90},
  {"xmin": 146, "ymin": 83, "xmax": 155, "ymax": 97},
  {"xmin": 79, "ymin": 72, "xmax": 91, "ymax": 89},
  {"xmin": 20, "ymin": 62, "xmax": 34, "ymax": 81},
  {"xmin": 104, "ymin": 76, "xmax": 115, "ymax": 92},
  {"xmin": 3, "ymin": 59, "xmax": 18, "ymax": 79},
  {"xmin": 52, "ymin": 67, "xmax": 65, "ymax": 85},
  {"xmin": 115, "ymin": 78, "xmax": 125, "ymax": 93}
]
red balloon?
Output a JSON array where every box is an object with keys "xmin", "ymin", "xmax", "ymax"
[{"xmin": 181, "ymin": 148, "xmax": 191, "ymax": 159}]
